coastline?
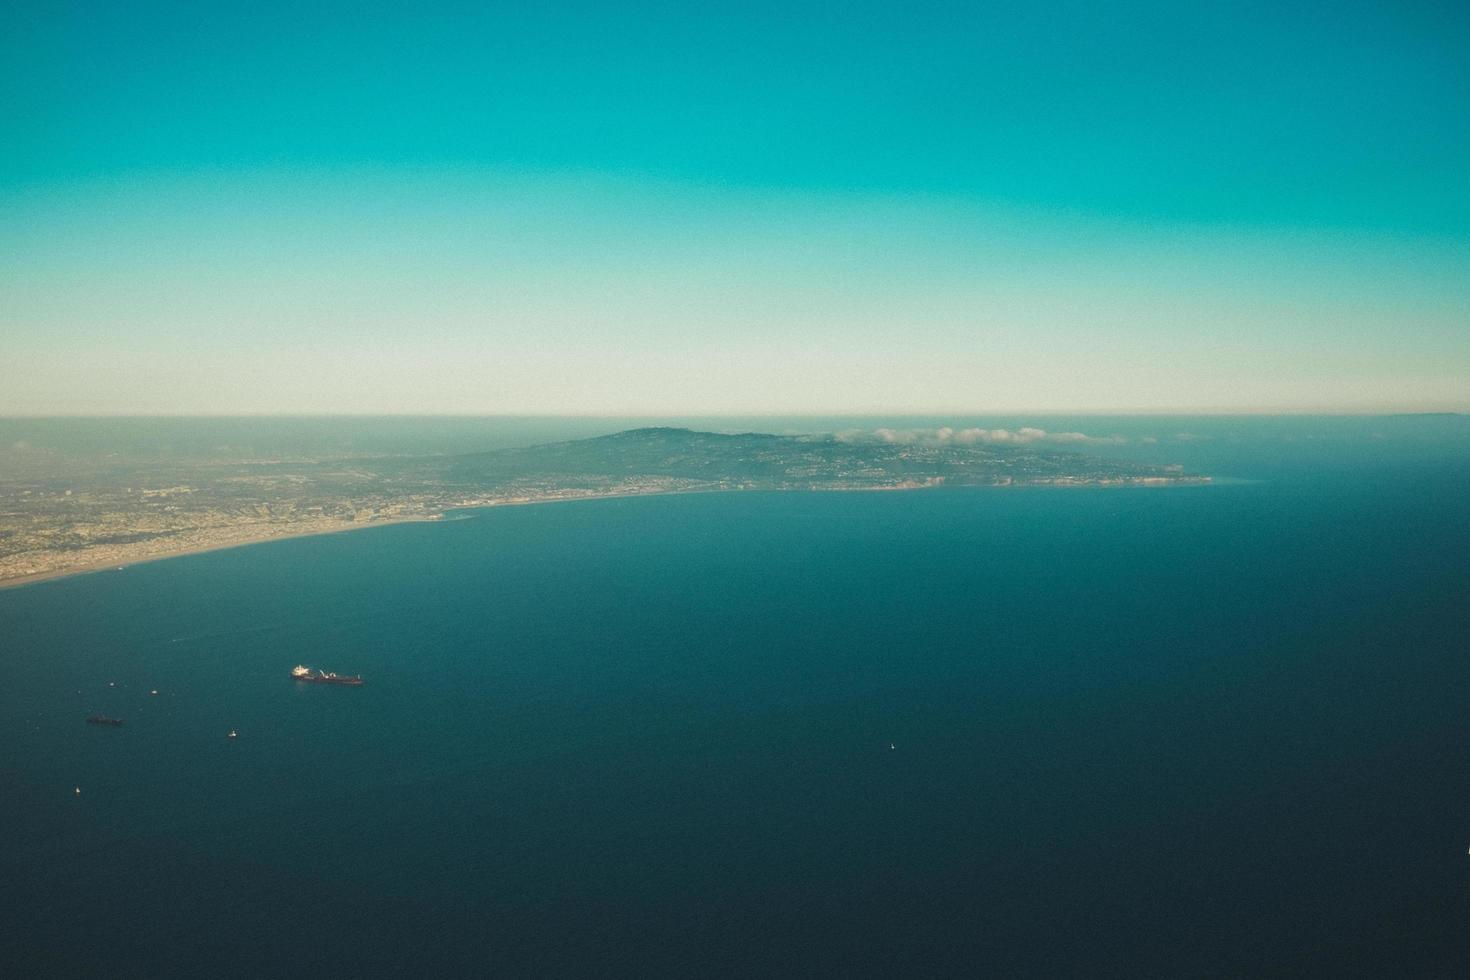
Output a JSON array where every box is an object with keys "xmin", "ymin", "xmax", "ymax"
[
  {"xmin": 0, "ymin": 477, "xmax": 1212, "ymax": 592},
  {"xmin": 0, "ymin": 514, "xmax": 442, "ymax": 592},
  {"xmin": 0, "ymin": 488, "xmax": 713, "ymax": 592}
]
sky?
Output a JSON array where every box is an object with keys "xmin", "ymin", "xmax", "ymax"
[{"xmin": 2, "ymin": 0, "xmax": 1467, "ymax": 415}]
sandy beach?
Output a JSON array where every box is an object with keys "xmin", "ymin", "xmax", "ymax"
[
  {"xmin": 0, "ymin": 486, "xmax": 706, "ymax": 591},
  {"xmin": 0, "ymin": 514, "xmax": 443, "ymax": 592}
]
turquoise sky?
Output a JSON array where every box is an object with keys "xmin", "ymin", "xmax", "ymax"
[{"xmin": 3, "ymin": 1, "xmax": 1467, "ymax": 414}]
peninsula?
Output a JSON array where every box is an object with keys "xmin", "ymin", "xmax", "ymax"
[{"xmin": 0, "ymin": 427, "xmax": 1206, "ymax": 587}]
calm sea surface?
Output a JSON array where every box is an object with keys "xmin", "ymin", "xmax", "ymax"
[{"xmin": 2, "ymin": 417, "xmax": 1469, "ymax": 976}]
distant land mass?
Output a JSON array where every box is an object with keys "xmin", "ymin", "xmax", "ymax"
[{"xmin": 0, "ymin": 427, "xmax": 1207, "ymax": 587}]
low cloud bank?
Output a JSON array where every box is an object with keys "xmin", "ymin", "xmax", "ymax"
[{"xmin": 831, "ymin": 427, "xmax": 1127, "ymax": 447}]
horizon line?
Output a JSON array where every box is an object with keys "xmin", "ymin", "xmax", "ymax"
[{"xmin": 1, "ymin": 409, "xmax": 1465, "ymax": 421}]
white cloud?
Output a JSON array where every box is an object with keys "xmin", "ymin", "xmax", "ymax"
[{"xmin": 831, "ymin": 427, "xmax": 1126, "ymax": 447}]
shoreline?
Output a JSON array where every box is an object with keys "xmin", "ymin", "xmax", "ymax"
[
  {"xmin": 0, "ymin": 478, "xmax": 1213, "ymax": 592},
  {"xmin": 0, "ymin": 515, "xmax": 442, "ymax": 592}
]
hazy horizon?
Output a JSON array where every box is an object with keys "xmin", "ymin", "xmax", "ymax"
[{"xmin": 2, "ymin": 409, "xmax": 1467, "ymax": 419}]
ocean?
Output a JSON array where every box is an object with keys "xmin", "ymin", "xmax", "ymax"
[{"xmin": 2, "ymin": 416, "xmax": 1469, "ymax": 976}]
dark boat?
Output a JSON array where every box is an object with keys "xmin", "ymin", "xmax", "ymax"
[
  {"xmin": 291, "ymin": 665, "xmax": 364, "ymax": 686},
  {"xmin": 86, "ymin": 715, "xmax": 124, "ymax": 727}
]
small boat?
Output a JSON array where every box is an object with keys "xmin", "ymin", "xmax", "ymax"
[
  {"xmin": 85, "ymin": 715, "xmax": 124, "ymax": 727},
  {"xmin": 227, "ymin": 729, "xmax": 238, "ymax": 740}
]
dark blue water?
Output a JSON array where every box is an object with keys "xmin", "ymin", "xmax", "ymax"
[{"xmin": 3, "ymin": 421, "xmax": 1470, "ymax": 976}]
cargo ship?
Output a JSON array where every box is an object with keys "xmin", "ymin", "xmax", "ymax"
[
  {"xmin": 86, "ymin": 715, "xmax": 124, "ymax": 726},
  {"xmin": 291, "ymin": 665, "xmax": 364, "ymax": 686}
]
